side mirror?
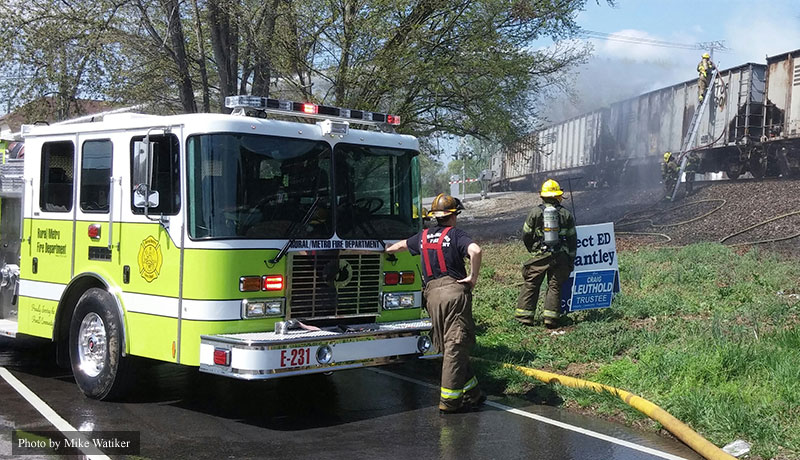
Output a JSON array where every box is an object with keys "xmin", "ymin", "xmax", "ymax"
[
  {"xmin": 133, "ymin": 184, "xmax": 159, "ymax": 208},
  {"xmin": 132, "ymin": 140, "xmax": 151, "ymax": 186},
  {"xmin": 132, "ymin": 139, "xmax": 157, "ymax": 209}
]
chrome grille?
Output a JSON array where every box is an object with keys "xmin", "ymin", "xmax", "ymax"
[{"xmin": 289, "ymin": 251, "xmax": 381, "ymax": 319}]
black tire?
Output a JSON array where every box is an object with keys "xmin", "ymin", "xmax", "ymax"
[
  {"xmin": 749, "ymin": 155, "xmax": 767, "ymax": 180},
  {"xmin": 69, "ymin": 288, "xmax": 131, "ymax": 400},
  {"xmin": 725, "ymin": 160, "xmax": 741, "ymax": 180}
]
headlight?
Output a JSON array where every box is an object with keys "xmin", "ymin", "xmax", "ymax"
[
  {"xmin": 383, "ymin": 293, "xmax": 416, "ymax": 309},
  {"xmin": 417, "ymin": 335, "xmax": 432, "ymax": 353},
  {"xmin": 316, "ymin": 345, "xmax": 333, "ymax": 364},
  {"xmin": 242, "ymin": 298, "xmax": 284, "ymax": 318}
]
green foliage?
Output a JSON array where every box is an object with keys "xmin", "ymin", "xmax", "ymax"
[
  {"xmin": 1, "ymin": 0, "xmax": 600, "ymax": 141},
  {"xmin": 472, "ymin": 241, "xmax": 800, "ymax": 458}
]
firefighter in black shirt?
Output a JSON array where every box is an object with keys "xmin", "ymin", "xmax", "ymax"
[{"xmin": 385, "ymin": 194, "xmax": 485, "ymax": 413}]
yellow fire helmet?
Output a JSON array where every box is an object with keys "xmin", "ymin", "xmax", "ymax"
[
  {"xmin": 429, "ymin": 194, "xmax": 464, "ymax": 218},
  {"xmin": 702, "ymin": 53, "xmax": 710, "ymax": 59},
  {"xmin": 540, "ymin": 179, "xmax": 563, "ymax": 198},
  {"xmin": 664, "ymin": 151, "xmax": 672, "ymax": 162}
]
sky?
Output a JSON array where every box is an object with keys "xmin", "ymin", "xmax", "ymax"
[{"xmin": 543, "ymin": 0, "xmax": 800, "ymax": 122}]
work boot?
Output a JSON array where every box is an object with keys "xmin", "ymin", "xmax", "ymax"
[
  {"xmin": 439, "ymin": 401, "xmax": 469, "ymax": 414},
  {"xmin": 515, "ymin": 316, "xmax": 536, "ymax": 326},
  {"xmin": 464, "ymin": 388, "xmax": 487, "ymax": 409},
  {"xmin": 544, "ymin": 317, "xmax": 560, "ymax": 329}
]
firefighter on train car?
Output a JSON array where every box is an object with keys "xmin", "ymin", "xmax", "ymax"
[
  {"xmin": 697, "ymin": 52, "xmax": 716, "ymax": 101},
  {"xmin": 515, "ymin": 179, "xmax": 577, "ymax": 329}
]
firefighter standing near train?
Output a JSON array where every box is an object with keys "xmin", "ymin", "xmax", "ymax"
[
  {"xmin": 662, "ymin": 151, "xmax": 680, "ymax": 199},
  {"xmin": 385, "ymin": 194, "xmax": 486, "ymax": 413},
  {"xmin": 515, "ymin": 179, "xmax": 577, "ymax": 329}
]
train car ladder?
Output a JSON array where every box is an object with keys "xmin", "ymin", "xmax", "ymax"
[{"xmin": 670, "ymin": 68, "xmax": 718, "ymax": 201}]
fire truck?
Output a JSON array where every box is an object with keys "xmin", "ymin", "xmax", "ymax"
[{"xmin": 0, "ymin": 96, "xmax": 434, "ymax": 400}]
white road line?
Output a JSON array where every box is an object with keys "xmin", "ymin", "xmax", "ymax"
[
  {"xmin": 370, "ymin": 368, "xmax": 688, "ymax": 460},
  {"xmin": 0, "ymin": 367, "xmax": 110, "ymax": 460}
]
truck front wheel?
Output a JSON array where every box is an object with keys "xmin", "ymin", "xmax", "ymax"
[{"xmin": 69, "ymin": 288, "xmax": 130, "ymax": 400}]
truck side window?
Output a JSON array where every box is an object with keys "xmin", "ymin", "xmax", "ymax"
[
  {"xmin": 129, "ymin": 134, "xmax": 180, "ymax": 215},
  {"xmin": 39, "ymin": 141, "xmax": 75, "ymax": 212},
  {"xmin": 80, "ymin": 140, "xmax": 112, "ymax": 212}
]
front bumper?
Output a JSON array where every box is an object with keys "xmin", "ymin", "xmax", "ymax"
[{"xmin": 199, "ymin": 319, "xmax": 434, "ymax": 379}]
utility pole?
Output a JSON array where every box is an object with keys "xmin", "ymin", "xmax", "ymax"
[{"xmin": 696, "ymin": 40, "xmax": 727, "ymax": 61}]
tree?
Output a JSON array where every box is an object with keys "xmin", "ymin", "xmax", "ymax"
[
  {"xmin": 1, "ymin": 0, "xmax": 608, "ymax": 139},
  {"xmin": 0, "ymin": 0, "xmax": 126, "ymax": 120},
  {"xmin": 418, "ymin": 153, "xmax": 448, "ymax": 197}
]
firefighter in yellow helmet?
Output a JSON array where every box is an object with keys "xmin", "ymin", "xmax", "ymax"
[
  {"xmin": 697, "ymin": 52, "xmax": 716, "ymax": 101},
  {"xmin": 385, "ymin": 193, "xmax": 485, "ymax": 413},
  {"xmin": 662, "ymin": 151, "xmax": 679, "ymax": 199},
  {"xmin": 515, "ymin": 179, "xmax": 577, "ymax": 328}
]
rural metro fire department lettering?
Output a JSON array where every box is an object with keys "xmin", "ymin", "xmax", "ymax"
[{"xmin": 35, "ymin": 228, "xmax": 67, "ymax": 254}]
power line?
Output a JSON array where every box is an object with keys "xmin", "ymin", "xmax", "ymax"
[{"xmin": 580, "ymin": 30, "xmax": 730, "ymax": 53}]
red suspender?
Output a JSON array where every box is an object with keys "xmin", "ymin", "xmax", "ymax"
[{"xmin": 421, "ymin": 227, "xmax": 452, "ymax": 277}]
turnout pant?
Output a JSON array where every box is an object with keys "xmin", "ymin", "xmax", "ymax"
[
  {"xmin": 698, "ymin": 76, "xmax": 709, "ymax": 100},
  {"xmin": 425, "ymin": 276, "xmax": 480, "ymax": 410},
  {"xmin": 516, "ymin": 252, "xmax": 573, "ymax": 324}
]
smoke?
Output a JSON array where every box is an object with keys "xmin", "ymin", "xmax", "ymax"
[
  {"xmin": 538, "ymin": 0, "xmax": 800, "ymax": 125},
  {"xmin": 538, "ymin": 55, "xmax": 682, "ymax": 124}
]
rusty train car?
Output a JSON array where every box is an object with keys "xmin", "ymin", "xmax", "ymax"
[{"xmin": 490, "ymin": 49, "xmax": 800, "ymax": 191}]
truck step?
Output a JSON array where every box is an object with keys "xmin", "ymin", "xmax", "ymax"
[
  {"xmin": 206, "ymin": 319, "xmax": 432, "ymax": 346},
  {"xmin": 199, "ymin": 319, "xmax": 434, "ymax": 380}
]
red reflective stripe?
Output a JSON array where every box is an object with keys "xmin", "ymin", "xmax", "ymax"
[
  {"xmin": 421, "ymin": 227, "xmax": 452, "ymax": 277},
  {"xmin": 436, "ymin": 227, "xmax": 452, "ymax": 274},
  {"xmin": 421, "ymin": 229, "xmax": 433, "ymax": 276}
]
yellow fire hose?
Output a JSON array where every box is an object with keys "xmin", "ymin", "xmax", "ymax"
[{"xmin": 495, "ymin": 361, "xmax": 735, "ymax": 460}]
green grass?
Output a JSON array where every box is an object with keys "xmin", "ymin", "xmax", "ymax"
[{"xmin": 472, "ymin": 241, "xmax": 800, "ymax": 459}]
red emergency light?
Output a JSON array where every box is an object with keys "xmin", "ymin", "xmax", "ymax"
[
  {"xmin": 384, "ymin": 272, "xmax": 400, "ymax": 285},
  {"xmin": 88, "ymin": 224, "xmax": 101, "ymax": 239},
  {"xmin": 303, "ymin": 103, "xmax": 318, "ymax": 114},
  {"xmin": 263, "ymin": 275, "xmax": 284, "ymax": 291}
]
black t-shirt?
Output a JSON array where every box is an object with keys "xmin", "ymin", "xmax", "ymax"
[{"xmin": 406, "ymin": 225, "xmax": 473, "ymax": 285}]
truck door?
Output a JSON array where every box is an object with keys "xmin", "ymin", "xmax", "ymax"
[
  {"xmin": 117, "ymin": 132, "xmax": 183, "ymax": 363},
  {"xmin": 73, "ymin": 138, "xmax": 119, "ymax": 283}
]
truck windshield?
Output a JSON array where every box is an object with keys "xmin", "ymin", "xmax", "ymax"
[
  {"xmin": 334, "ymin": 143, "xmax": 421, "ymax": 240},
  {"xmin": 187, "ymin": 133, "xmax": 332, "ymax": 239}
]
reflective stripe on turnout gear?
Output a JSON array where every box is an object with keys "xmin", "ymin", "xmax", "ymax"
[
  {"xmin": 421, "ymin": 226, "xmax": 452, "ymax": 277},
  {"xmin": 515, "ymin": 308, "xmax": 535, "ymax": 318},
  {"xmin": 542, "ymin": 310, "xmax": 560, "ymax": 319},
  {"xmin": 440, "ymin": 386, "xmax": 464, "ymax": 399},
  {"xmin": 463, "ymin": 376, "xmax": 478, "ymax": 392},
  {"xmin": 441, "ymin": 376, "xmax": 479, "ymax": 400}
]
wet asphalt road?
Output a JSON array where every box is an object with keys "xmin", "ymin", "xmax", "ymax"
[{"xmin": 0, "ymin": 337, "xmax": 701, "ymax": 460}]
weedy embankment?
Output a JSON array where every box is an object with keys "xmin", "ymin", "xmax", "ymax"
[{"xmin": 472, "ymin": 241, "xmax": 800, "ymax": 460}]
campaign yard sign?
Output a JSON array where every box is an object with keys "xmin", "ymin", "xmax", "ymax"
[{"xmin": 560, "ymin": 222, "xmax": 620, "ymax": 312}]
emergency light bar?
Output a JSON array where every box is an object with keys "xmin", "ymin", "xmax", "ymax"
[{"xmin": 225, "ymin": 95, "xmax": 400, "ymax": 127}]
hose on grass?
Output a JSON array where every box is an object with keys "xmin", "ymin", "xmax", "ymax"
[
  {"xmin": 719, "ymin": 210, "xmax": 800, "ymax": 246},
  {"xmin": 483, "ymin": 359, "xmax": 735, "ymax": 460},
  {"xmin": 615, "ymin": 231, "xmax": 672, "ymax": 242},
  {"xmin": 615, "ymin": 199, "xmax": 726, "ymax": 229},
  {"xmin": 616, "ymin": 199, "xmax": 800, "ymax": 247}
]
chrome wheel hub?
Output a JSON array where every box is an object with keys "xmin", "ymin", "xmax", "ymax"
[{"xmin": 78, "ymin": 312, "xmax": 106, "ymax": 377}]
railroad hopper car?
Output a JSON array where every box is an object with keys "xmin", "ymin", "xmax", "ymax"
[{"xmin": 490, "ymin": 49, "xmax": 800, "ymax": 191}]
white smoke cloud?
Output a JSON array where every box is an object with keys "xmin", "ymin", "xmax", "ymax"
[{"xmin": 723, "ymin": 10, "xmax": 800, "ymax": 65}]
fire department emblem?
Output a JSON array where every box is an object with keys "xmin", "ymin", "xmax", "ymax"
[{"xmin": 137, "ymin": 236, "xmax": 163, "ymax": 282}]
